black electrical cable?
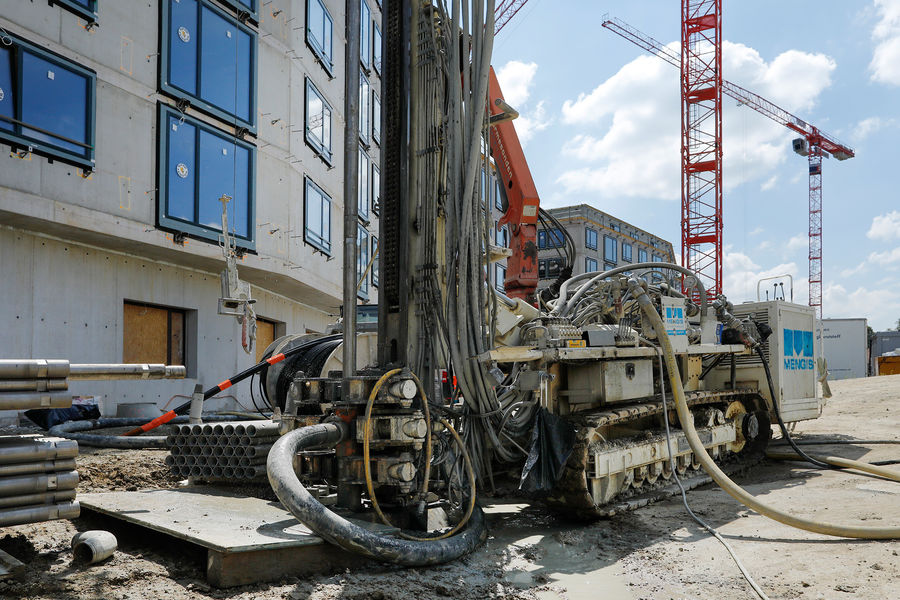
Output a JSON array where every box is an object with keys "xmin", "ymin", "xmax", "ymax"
[{"xmin": 757, "ymin": 346, "xmax": 835, "ymax": 470}]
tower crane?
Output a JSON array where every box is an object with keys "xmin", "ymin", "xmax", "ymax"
[
  {"xmin": 495, "ymin": 0, "xmax": 530, "ymax": 35},
  {"xmin": 602, "ymin": 15, "xmax": 855, "ymax": 318}
]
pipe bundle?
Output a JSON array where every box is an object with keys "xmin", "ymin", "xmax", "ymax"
[
  {"xmin": 165, "ymin": 421, "xmax": 279, "ymax": 481},
  {"xmin": 0, "ymin": 436, "xmax": 80, "ymax": 526}
]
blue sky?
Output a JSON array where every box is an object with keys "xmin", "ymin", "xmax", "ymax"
[{"xmin": 492, "ymin": 0, "xmax": 900, "ymax": 331}]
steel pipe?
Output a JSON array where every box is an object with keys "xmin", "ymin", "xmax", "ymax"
[
  {"xmin": 0, "ymin": 379, "xmax": 68, "ymax": 392},
  {"xmin": 0, "ymin": 359, "xmax": 69, "ymax": 379},
  {"xmin": 245, "ymin": 422, "xmax": 280, "ymax": 436},
  {"xmin": 0, "ymin": 437, "xmax": 78, "ymax": 464},
  {"xmin": 0, "ymin": 458, "xmax": 76, "ymax": 477},
  {"xmin": 0, "ymin": 392, "xmax": 72, "ymax": 411},
  {"xmin": 0, "ymin": 501, "xmax": 80, "ymax": 526},
  {"xmin": 0, "ymin": 471, "xmax": 79, "ymax": 497},
  {"xmin": 68, "ymin": 364, "xmax": 186, "ymax": 380},
  {"xmin": 0, "ymin": 489, "xmax": 77, "ymax": 509}
]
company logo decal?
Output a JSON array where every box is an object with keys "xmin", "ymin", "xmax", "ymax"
[{"xmin": 784, "ymin": 328, "xmax": 814, "ymax": 370}]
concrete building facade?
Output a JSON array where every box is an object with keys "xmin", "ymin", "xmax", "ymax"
[
  {"xmin": 0, "ymin": 0, "xmax": 383, "ymax": 420},
  {"xmin": 536, "ymin": 204, "xmax": 676, "ymax": 287}
]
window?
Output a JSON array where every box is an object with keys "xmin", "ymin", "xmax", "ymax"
[
  {"xmin": 539, "ymin": 228, "xmax": 564, "ymax": 249},
  {"xmin": 358, "ymin": 147, "xmax": 370, "ymax": 221},
  {"xmin": 546, "ymin": 258, "xmax": 563, "ymax": 279},
  {"xmin": 495, "ymin": 177, "xmax": 504, "ymax": 211},
  {"xmin": 610, "ymin": 222, "xmax": 620, "ymax": 233},
  {"xmin": 496, "ymin": 224, "xmax": 509, "ymax": 248},
  {"xmin": 538, "ymin": 259, "xmax": 547, "ymax": 279},
  {"xmin": 360, "ymin": 0, "xmax": 371, "ymax": 69},
  {"xmin": 372, "ymin": 164, "xmax": 380, "ymax": 216},
  {"xmin": 373, "ymin": 23, "xmax": 382, "ymax": 74},
  {"xmin": 652, "ymin": 254, "xmax": 664, "ymax": 263},
  {"xmin": 306, "ymin": 0, "xmax": 334, "ymax": 72},
  {"xmin": 604, "ymin": 235, "xmax": 617, "ymax": 262},
  {"xmin": 358, "ymin": 225, "xmax": 370, "ymax": 299},
  {"xmin": 304, "ymin": 177, "xmax": 332, "ymax": 254},
  {"xmin": 585, "ymin": 257, "xmax": 598, "ymax": 273},
  {"xmin": 0, "ymin": 32, "xmax": 96, "ymax": 169},
  {"xmin": 538, "ymin": 230, "xmax": 546, "ymax": 249},
  {"xmin": 158, "ymin": 105, "xmax": 256, "ymax": 249},
  {"xmin": 622, "ymin": 242, "xmax": 632, "ymax": 262},
  {"xmin": 161, "ymin": 0, "xmax": 256, "ymax": 130},
  {"xmin": 52, "ymin": 0, "xmax": 98, "ymax": 23},
  {"xmin": 638, "ymin": 248, "xmax": 648, "ymax": 263},
  {"xmin": 604, "ymin": 261, "xmax": 616, "ymax": 271},
  {"xmin": 372, "ymin": 91, "xmax": 381, "ymax": 145},
  {"xmin": 495, "ymin": 263, "xmax": 506, "ymax": 293},
  {"xmin": 585, "ymin": 228, "xmax": 598, "ymax": 250},
  {"xmin": 218, "ymin": 0, "xmax": 258, "ymax": 22},
  {"xmin": 359, "ymin": 72, "xmax": 370, "ymax": 144},
  {"xmin": 371, "ymin": 236, "xmax": 379, "ymax": 287},
  {"xmin": 123, "ymin": 301, "xmax": 187, "ymax": 368},
  {"xmin": 305, "ymin": 78, "xmax": 332, "ymax": 160}
]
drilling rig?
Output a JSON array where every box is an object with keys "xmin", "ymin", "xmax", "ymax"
[{"xmin": 228, "ymin": 0, "xmax": 832, "ymax": 566}]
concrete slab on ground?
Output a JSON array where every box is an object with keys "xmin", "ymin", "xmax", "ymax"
[{"xmin": 79, "ymin": 487, "xmax": 388, "ymax": 588}]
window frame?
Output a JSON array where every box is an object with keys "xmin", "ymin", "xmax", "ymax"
[
  {"xmin": 0, "ymin": 31, "xmax": 97, "ymax": 170},
  {"xmin": 360, "ymin": 0, "xmax": 371, "ymax": 70},
  {"xmin": 373, "ymin": 22, "xmax": 382, "ymax": 75},
  {"xmin": 305, "ymin": 0, "xmax": 334, "ymax": 74},
  {"xmin": 494, "ymin": 263, "xmax": 506, "ymax": 293},
  {"xmin": 51, "ymin": 0, "xmax": 98, "ymax": 23},
  {"xmin": 358, "ymin": 146, "xmax": 370, "ymax": 222},
  {"xmin": 217, "ymin": 0, "xmax": 259, "ymax": 22},
  {"xmin": 303, "ymin": 176, "xmax": 332, "ymax": 255},
  {"xmin": 585, "ymin": 257, "xmax": 598, "ymax": 273},
  {"xmin": 304, "ymin": 77, "xmax": 333, "ymax": 162},
  {"xmin": 622, "ymin": 242, "xmax": 633, "ymax": 262},
  {"xmin": 359, "ymin": 71, "xmax": 370, "ymax": 145},
  {"xmin": 371, "ymin": 162, "xmax": 381, "ymax": 216},
  {"xmin": 372, "ymin": 90, "xmax": 381, "ymax": 145},
  {"xmin": 638, "ymin": 248, "xmax": 648, "ymax": 263},
  {"xmin": 123, "ymin": 300, "xmax": 188, "ymax": 368},
  {"xmin": 159, "ymin": 0, "xmax": 259, "ymax": 132},
  {"xmin": 603, "ymin": 235, "xmax": 617, "ymax": 262},
  {"xmin": 156, "ymin": 104, "xmax": 257, "ymax": 251},
  {"xmin": 585, "ymin": 228, "xmax": 598, "ymax": 250},
  {"xmin": 357, "ymin": 224, "xmax": 370, "ymax": 300},
  {"xmin": 371, "ymin": 235, "xmax": 379, "ymax": 287}
]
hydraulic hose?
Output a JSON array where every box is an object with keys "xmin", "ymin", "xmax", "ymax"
[
  {"xmin": 267, "ymin": 422, "xmax": 488, "ymax": 566},
  {"xmin": 630, "ymin": 278, "xmax": 900, "ymax": 539},
  {"xmin": 49, "ymin": 415, "xmax": 243, "ymax": 449},
  {"xmin": 123, "ymin": 335, "xmax": 341, "ymax": 436},
  {"xmin": 766, "ymin": 451, "xmax": 900, "ymax": 483}
]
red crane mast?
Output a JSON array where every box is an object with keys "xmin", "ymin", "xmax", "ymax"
[{"xmin": 602, "ymin": 15, "xmax": 855, "ymax": 317}]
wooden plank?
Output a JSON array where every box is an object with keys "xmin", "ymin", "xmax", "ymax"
[
  {"xmin": 255, "ymin": 319, "xmax": 276, "ymax": 363},
  {"xmin": 122, "ymin": 302, "xmax": 168, "ymax": 364}
]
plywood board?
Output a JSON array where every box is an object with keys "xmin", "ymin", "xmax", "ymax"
[{"xmin": 123, "ymin": 303, "xmax": 168, "ymax": 364}]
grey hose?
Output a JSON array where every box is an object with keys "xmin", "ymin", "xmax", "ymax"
[
  {"xmin": 267, "ymin": 423, "xmax": 488, "ymax": 566},
  {"xmin": 49, "ymin": 415, "xmax": 243, "ymax": 449}
]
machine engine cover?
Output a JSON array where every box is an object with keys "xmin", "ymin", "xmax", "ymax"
[{"xmin": 564, "ymin": 359, "xmax": 653, "ymax": 405}]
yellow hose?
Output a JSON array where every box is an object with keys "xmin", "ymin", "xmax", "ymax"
[
  {"xmin": 362, "ymin": 369, "xmax": 477, "ymax": 541},
  {"xmin": 632, "ymin": 282, "xmax": 900, "ymax": 539},
  {"xmin": 766, "ymin": 451, "xmax": 900, "ymax": 483}
]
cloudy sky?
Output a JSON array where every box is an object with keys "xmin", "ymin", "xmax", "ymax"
[{"xmin": 492, "ymin": 0, "xmax": 900, "ymax": 331}]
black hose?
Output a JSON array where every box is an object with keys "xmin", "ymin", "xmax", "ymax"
[
  {"xmin": 771, "ymin": 439, "xmax": 900, "ymax": 446},
  {"xmin": 49, "ymin": 415, "xmax": 243, "ymax": 449},
  {"xmin": 757, "ymin": 347, "xmax": 835, "ymax": 470},
  {"xmin": 267, "ymin": 423, "xmax": 488, "ymax": 566}
]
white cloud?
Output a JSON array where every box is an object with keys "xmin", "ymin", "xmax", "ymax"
[
  {"xmin": 495, "ymin": 60, "xmax": 551, "ymax": 147},
  {"xmin": 869, "ymin": 246, "xmax": 900, "ymax": 267},
  {"xmin": 760, "ymin": 176, "xmax": 778, "ymax": 191},
  {"xmin": 870, "ymin": 0, "xmax": 900, "ymax": 85},
  {"xmin": 867, "ymin": 210, "xmax": 900, "ymax": 240},
  {"xmin": 749, "ymin": 227, "xmax": 765, "ymax": 236},
  {"xmin": 556, "ymin": 42, "xmax": 835, "ymax": 198},
  {"xmin": 823, "ymin": 283, "xmax": 900, "ymax": 330},
  {"xmin": 496, "ymin": 60, "xmax": 537, "ymax": 107},
  {"xmin": 852, "ymin": 116, "xmax": 897, "ymax": 142},
  {"xmin": 786, "ymin": 234, "xmax": 808, "ymax": 251},
  {"xmin": 722, "ymin": 251, "xmax": 804, "ymax": 304}
]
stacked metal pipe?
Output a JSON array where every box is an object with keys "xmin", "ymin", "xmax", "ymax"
[
  {"xmin": 0, "ymin": 436, "xmax": 80, "ymax": 526},
  {"xmin": 166, "ymin": 421, "xmax": 279, "ymax": 481}
]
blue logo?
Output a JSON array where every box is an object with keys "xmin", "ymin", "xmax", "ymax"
[{"xmin": 783, "ymin": 328, "xmax": 814, "ymax": 371}]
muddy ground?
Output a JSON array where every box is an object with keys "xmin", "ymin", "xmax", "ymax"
[{"xmin": 1, "ymin": 375, "xmax": 898, "ymax": 599}]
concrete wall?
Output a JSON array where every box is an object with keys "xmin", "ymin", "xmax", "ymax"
[{"xmin": 0, "ymin": 1, "xmax": 383, "ymax": 420}]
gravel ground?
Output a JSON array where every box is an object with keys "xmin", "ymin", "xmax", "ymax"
[{"xmin": 1, "ymin": 375, "xmax": 898, "ymax": 599}]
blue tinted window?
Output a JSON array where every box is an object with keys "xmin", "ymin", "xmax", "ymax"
[
  {"xmin": 585, "ymin": 228, "xmax": 598, "ymax": 250},
  {"xmin": 604, "ymin": 235, "xmax": 617, "ymax": 262},
  {"xmin": 304, "ymin": 178, "xmax": 331, "ymax": 254},
  {"xmin": 360, "ymin": 0, "xmax": 371, "ymax": 69},
  {"xmin": 373, "ymin": 24, "xmax": 382, "ymax": 74},
  {"xmin": 359, "ymin": 72, "xmax": 370, "ymax": 143},
  {"xmin": 585, "ymin": 257, "xmax": 598, "ymax": 273},
  {"xmin": 358, "ymin": 225, "xmax": 370, "ymax": 298},
  {"xmin": 638, "ymin": 248, "xmax": 648, "ymax": 263},
  {"xmin": 218, "ymin": 0, "xmax": 258, "ymax": 20},
  {"xmin": 158, "ymin": 106, "xmax": 255, "ymax": 248},
  {"xmin": 54, "ymin": 0, "xmax": 98, "ymax": 22},
  {"xmin": 0, "ymin": 33, "xmax": 95, "ymax": 168},
  {"xmin": 358, "ymin": 148, "xmax": 370, "ymax": 221},
  {"xmin": 306, "ymin": 0, "xmax": 333, "ymax": 71},
  {"xmin": 371, "ymin": 236, "xmax": 379, "ymax": 287},
  {"xmin": 163, "ymin": 0, "xmax": 256, "ymax": 129},
  {"xmin": 305, "ymin": 78, "xmax": 332, "ymax": 159},
  {"xmin": 622, "ymin": 243, "xmax": 632, "ymax": 262}
]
